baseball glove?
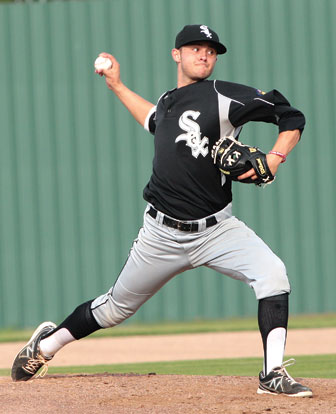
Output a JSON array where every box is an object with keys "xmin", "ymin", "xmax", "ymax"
[{"xmin": 211, "ymin": 136, "xmax": 275, "ymax": 186}]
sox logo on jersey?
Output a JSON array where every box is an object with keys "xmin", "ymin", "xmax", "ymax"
[{"xmin": 175, "ymin": 110, "xmax": 209, "ymax": 158}]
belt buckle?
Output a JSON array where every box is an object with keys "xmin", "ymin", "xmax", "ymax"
[{"xmin": 177, "ymin": 220, "xmax": 189, "ymax": 231}]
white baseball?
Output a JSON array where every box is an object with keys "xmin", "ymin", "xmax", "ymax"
[{"xmin": 94, "ymin": 56, "xmax": 112, "ymax": 71}]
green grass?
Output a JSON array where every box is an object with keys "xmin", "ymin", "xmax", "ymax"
[
  {"xmin": 1, "ymin": 313, "xmax": 336, "ymax": 343},
  {"xmin": 2, "ymin": 314, "xmax": 335, "ymax": 380},
  {"xmin": 2, "ymin": 354, "xmax": 335, "ymax": 379}
]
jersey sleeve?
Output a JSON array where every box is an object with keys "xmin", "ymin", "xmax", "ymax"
[
  {"xmin": 144, "ymin": 106, "xmax": 157, "ymax": 135},
  {"xmin": 215, "ymin": 81, "xmax": 306, "ymax": 134}
]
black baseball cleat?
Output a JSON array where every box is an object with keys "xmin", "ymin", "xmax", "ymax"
[
  {"xmin": 257, "ymin": 359, "xmax": 313, "ymax": 397},
  {"xmin": 11, "ymin": 321, "xmax": 56, "ymax": 382}
]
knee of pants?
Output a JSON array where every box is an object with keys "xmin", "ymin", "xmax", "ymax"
[
  {"xmin": 272, "ymin": 257, "xmax": 287, "ymax": 279},
  {"xmin": 91, "ymin": 293, "xmax": 136, "ymax": 328},
  {"xmin": 91, "ymin": 285, "xmax": 150, "ymax": 328},
  {"xmin": 252, "ymin": 258, "xmax": 291, "ymax": 300}
]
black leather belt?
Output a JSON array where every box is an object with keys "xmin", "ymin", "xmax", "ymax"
[{"xmin": 147, "ymin": 207, "xmax": 217, "ymax": 232}]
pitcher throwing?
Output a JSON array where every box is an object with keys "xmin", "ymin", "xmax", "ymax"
[{"xmin": 11, "ymin": 24, "xmax": 312, "ymax": 397}]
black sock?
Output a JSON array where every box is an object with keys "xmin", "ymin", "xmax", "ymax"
[
  {"xmin": 258, "ymin": 293, "xmax": 289, "ymax": 374},
  {"xmin": 44, "ymin": 300, "xmax": 102, "ymax": 340}
]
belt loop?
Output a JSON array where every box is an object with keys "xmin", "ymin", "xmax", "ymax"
[
  {"xmin": 157, "ymin": 210, "xmax": 164, "ymax": 225},
  {"xmin": 197, "ymin": 219, "xmax": 205, "ymax": 232}
]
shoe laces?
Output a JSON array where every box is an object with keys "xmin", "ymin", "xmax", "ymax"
[
  {"xmin": 276, "ymin": 358, "xmax": 297, "ymax": 385},
  {"xmin": 36, "ymin": 363, "xmax": 49, "ymax": 379},
  {"xmin": 23, "ymin": 354, "xmax": 49, "ymax": 378}
]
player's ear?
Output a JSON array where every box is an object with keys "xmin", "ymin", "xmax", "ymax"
[{"xmin": 171, "ymin": 48, "xmax": 181, "ymax": 63}]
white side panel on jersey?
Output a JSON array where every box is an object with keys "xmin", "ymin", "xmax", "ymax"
[
  {"xmin": 215, "ymin": 87, "xmax": 242, "ymax": 138},
  {"xmin": 215, "ymin": 83, "xmax": 242, "ymax": 185}
]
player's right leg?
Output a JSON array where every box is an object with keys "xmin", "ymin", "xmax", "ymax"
[
  {"xmin": 11, "ymin": 300, "xmax": 102, "ymax": 382},
  {"xmin": 11, "ymin": 210, "xmax": 191, "ymax": 381},
  {"xmin": 11, "ymin": 322, "xmax": 57, "ymax": 381}
]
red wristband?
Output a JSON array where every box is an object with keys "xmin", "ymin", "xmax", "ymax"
[{"xmin": 268, "ymin": 151, "xmax": 287, "ymax": 163}]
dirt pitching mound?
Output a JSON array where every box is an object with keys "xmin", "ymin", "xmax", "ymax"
[{"xmin": 1, "ymin": 373, "xmax": 335, "ymax": 414}]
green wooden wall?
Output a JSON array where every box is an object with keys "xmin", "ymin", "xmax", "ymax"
[{"xmin": 0, "ymin": 0, "xmax": 335, "ymax": 328}]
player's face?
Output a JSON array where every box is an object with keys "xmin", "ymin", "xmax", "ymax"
[{"xmin": 173, "ymin": 42, "xmax": 218, "ymax": 87}]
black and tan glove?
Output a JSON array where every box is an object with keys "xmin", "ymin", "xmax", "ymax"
[{"xmin": 211, "ymin": 136, "xmax": 275, "ymax": 186}]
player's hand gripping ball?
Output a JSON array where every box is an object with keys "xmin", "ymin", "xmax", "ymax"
[
  {"xmin": 94, "ymin": 56, "xmax": 112, "ymax": 71},
  {"xmin": 211, "ymin": 136, "xmax": 275, "ymax": 186}
]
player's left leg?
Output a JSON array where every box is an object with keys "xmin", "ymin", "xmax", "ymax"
[
  {"xmin": 257, "ymin": 294, "xmax": 312, "ymax": 397},
  {"xmin": 191, "ymin": 216, "xmax": 312, "ymax": 397},
  {"xmin": 258, "ymin": 293, "xmax": 288, "ymax": 376}
]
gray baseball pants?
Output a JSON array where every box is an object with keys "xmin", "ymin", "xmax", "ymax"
[{"xmin": 91, "ymin": 203, "xmax": 290, "ymax": 328}]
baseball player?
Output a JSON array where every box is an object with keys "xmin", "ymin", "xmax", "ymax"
[{"xmin": 11, "ymin": 24, "xmax": 312, "ymax": 397}]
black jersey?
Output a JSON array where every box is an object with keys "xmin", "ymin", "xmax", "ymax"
[{"xmin": 144, "ymin": 80, "xmax": 305, "ymax": 220}]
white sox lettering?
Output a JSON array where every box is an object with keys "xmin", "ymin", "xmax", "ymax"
[
  {"xmin": 175, "ymin": 110, "xmax": 209, "ymax": 158},
  {"xmin": 200, "ymin": 25, "xmax": 212, "ymax": 39}
]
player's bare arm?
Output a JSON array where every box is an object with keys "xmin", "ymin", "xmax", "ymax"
[
  {"xmin": 238, "ymin": 129, "xmax": 301, "ymax": 181},
  {"xmin": 96, "ymin": 52, "xmax": 155, "ymax": 127}
]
